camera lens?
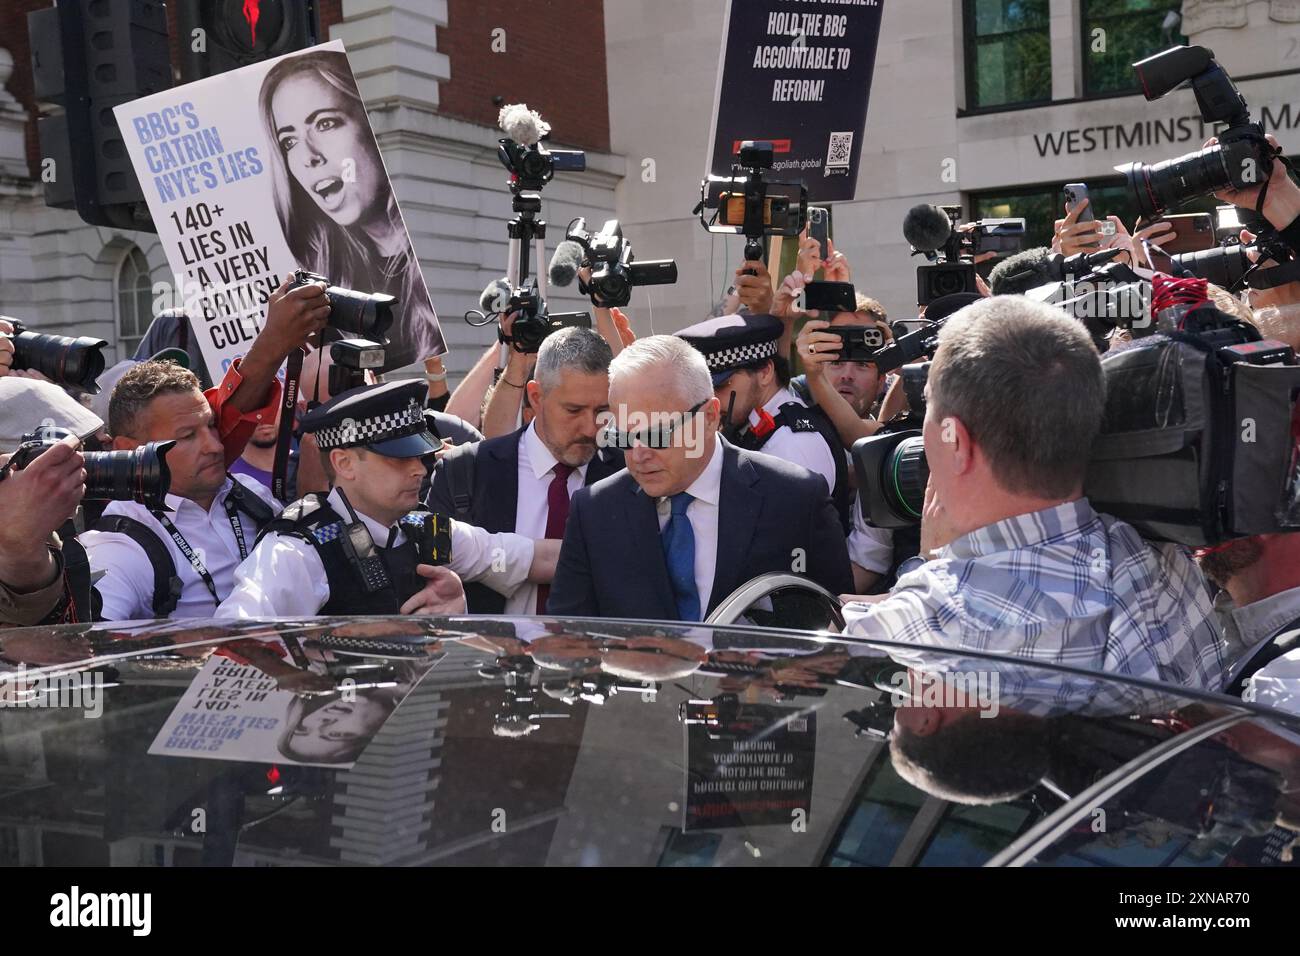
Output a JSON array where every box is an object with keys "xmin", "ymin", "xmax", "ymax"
[
  {"xmin": 11, "ymin": 327, "xmax": 108, "ymax": 392},
  {"xmin": 854, "ymin": 430, "xmax": 929, "ymax": 528},
  {"xmin": 1171, "ymin": 245, "xmax": 1250, "ymax": 288},
  {"xmin": 325, "ymin": 288, "xmax": 397, "ymax": 342},
  {"xmin": 83, "ymin": 440, "xmax": 174, "ymax": 511},
  {"xmin": 884, "ymin": 436, "xmax": 929, "ymax": 521},
  {"xmin": 1119, "ymin": 143, "xmax": 1233, "ymax": 220}
]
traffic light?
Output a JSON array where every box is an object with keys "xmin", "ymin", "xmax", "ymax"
[
  {"xmin": 176, "ymin": 1, "xmax": 321, "ymax": 82},
  {"xmin": 28, "ymin": 1, "xmax": 172, "ymax": 230},
  {"xmin": 27, "ymin": 1, "xmax": 323, "ymax": 231}
]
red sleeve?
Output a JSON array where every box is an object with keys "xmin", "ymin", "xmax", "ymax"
[{"xmin": 206, "ymin": 358, "xmax": 283, "ymax": 467}]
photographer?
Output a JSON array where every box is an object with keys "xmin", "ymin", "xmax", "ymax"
[
  {"xmin": 0, "ymin": 435, "xmax": 85, "ymax": 627},
  {"xmin": 842, "ymin": 296, "xmax": 1230, "ymax": 690},
  {"xmin": 79, "ymin": 276, "xmax": 331, "ymax": 621}
]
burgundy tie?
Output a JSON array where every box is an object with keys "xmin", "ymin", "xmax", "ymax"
[{"xmin": 536, "ymin": 462, "xmax": 575, "ymax": 613}]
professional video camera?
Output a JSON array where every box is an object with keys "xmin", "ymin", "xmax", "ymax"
[
  {"xmin": 287, "ymin": 270, "xmax": 396, "ymax": 342},
  {"xmin": 853, "ymin": 304, "xmax": 1300, "ymax": 546},
  {"xmin": 903, "ymin": 204, "xmax": 1026, "ymax": 305},
  {"xmin": 549, "ymin": 217, "xmax": 678, "ymax": 308},
  {"xmin": 697, "ymin": 140, "xmax": 809, "ymax": 271},
  {"xmin": 496, "ymin": 103, "xmax": 586, "ymax": 194},
  {"xmin": 467, "ymin": 278, "xmax": 591, "ymax": 354},
  {"xmin": 0, "ymin": 425, "xmax": 174, "ymax": 511},
  {"xmin": 1118, "ymin": 46, "xmax": 1280, "ymax": 219},
  {"xmin": 5, "ymin": 320, "xmax": 108, "ymax": 393}
]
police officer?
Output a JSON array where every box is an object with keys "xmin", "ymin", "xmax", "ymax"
[
  {"xmin": 218, "ymin": 381, "xmax": 538, "ymax": 618},
  {"xmin": 676, "ymin": 314, "xmax": 850, "ymax": 529}
]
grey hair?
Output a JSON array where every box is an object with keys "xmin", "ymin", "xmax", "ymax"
[
  {"xmin": 609, "ymin": 335, "xmax": 712, "ymax": 406},
  {"xmin": 929, "ymin": 295, "xmax": 1104, "ymax": 498},
  {"xmin": 534, "ymin": 327, "xmax": 612, "ymax": 392}
]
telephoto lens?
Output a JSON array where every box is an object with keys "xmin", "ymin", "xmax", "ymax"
[
  {"xmin": 9, "ymin": 322, "xmax": 108, "ymax": 393},
  {"xmin": 83, "ymin": 442, "xmax": 176, "ymax": 512},
  {"xmin": 852, "ymin": 431, "xmax": 929, "ymax": 529},
  {"xmin": 1171, "ymin": 245, "xmax": 1252, "ymax": 288},
  {"xmin": 3, "ymin": 427, "xmax": 175, "ymax": 512},
  {"xmin": 291, "ymin": 271, "xmax": 396, "ymax": 342},
  {"xmin": 1118, "ymin": 141, "xmax": 1250, "ymax": 220}
]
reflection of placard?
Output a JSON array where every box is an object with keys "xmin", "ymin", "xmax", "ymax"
[
  {"xmin": 113, "ymin": 40, "xmax": 445, "ymax": 378},
  {"xmin": 147, "ymin": 642, "xmax": 439, "ymax": 770},
  {"xmin": 705, "ymin": 0, "xmax": 885, "ymax": 203},
  {"xmin": 684, "ymin": 704, "xmax": 816, "ymax": 831}
]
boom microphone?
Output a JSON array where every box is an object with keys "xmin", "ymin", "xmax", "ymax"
[
  {"xmin": 903, "ymin": 203, "xmax": 953, "ymax": 252},
  {"xmin": 548, "ymin": 240, "xmax": 586, "ymax": 288}
]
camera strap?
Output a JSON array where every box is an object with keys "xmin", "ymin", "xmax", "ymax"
[{"xmin": 272, "ymin": 347, "xmax": 304, "ymax": 502}]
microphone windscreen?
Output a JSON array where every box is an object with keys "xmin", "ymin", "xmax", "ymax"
[
  {"xmin": 548, "ymin": 240, "xmax": 586, "ymax": 288},
  {"xmin": 480, "ymin": 278, "xmax": 511, "ymax": 314},
  {"xmin": 902, "ymin": 204, "xmax": 953, "ymax": 252},
  {"xmin": 988, "ymin": 246, "xmax": 1053, "ymax": 296},
  {"xmin": 497, "ymin": 103, "xmax": 549, "ymax": 146}
]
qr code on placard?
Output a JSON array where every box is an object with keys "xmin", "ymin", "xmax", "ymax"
[{"xmin": 826, "ymin": 131, "xmax": 853, "ymax": 168}]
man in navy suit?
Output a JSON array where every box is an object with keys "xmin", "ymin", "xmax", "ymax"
[
  {"xmin": 548, "ymin": 334, "xmax": 852, "ymax": 621},
  {"xmin": 428, "ymin": 327, "xmax": 624, "ymax": 613}
]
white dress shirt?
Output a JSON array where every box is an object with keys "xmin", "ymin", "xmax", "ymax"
[
  {"xmin": 847, "ymin": 496, "xmax": 894, "ymax": 574},
  {"xmin": 83, "ymin": 474, "xmax": 280, "ymax": 621},
  {"xmin": 217, "ymin": 487, "xmax": 534, "ymax": 618},
  {"xmin": 656, "ymin": 437, "xmax": 724, "ymax": 613},
  {"xmin": 510, "ymin": 421, "xmax": 589, "ymax": 615},
  {"xmin": 750, "ymin": 387, "xmax": 838, "ymax": 494}
]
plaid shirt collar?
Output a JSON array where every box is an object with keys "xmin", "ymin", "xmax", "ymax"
[{"xmin": 943, "ymin": 498, "xmax": 1099, "ymax": 561}]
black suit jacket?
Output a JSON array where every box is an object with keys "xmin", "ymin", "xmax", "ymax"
[
  {"xmin": 427, "ymin": 425, "xmax": 624, "ymax": 612},
  {"xmin": 547, "ymin": 440, "xmax": 853, "ymax": 621}
]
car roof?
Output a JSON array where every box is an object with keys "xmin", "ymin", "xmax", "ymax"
[{"xmin": 0, "ymin": 615, "xmax": 1295, "ymax": 867}]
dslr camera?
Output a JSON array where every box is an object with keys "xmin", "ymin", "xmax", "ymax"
[
  {"xmin": 0, "ymin": 426, "xmax": 174, "ymax": 511},
  {"xmin": 288, "ymin": 270, "xmax": 396, "ymax": 343},
  {"xmin": 1119, "ymin": 46, "xmax": 1276, "ymax": 219},
  {"xmin": 698, "ymin": 140, "xmax": 809, "ymax": 266},
  {"xmin": 5, "ymin": 320, "xmax": 108, "ymax": 393},
  {"xmin": 563, "ymin": 218, "xmax": 679, "ymax": 308}
]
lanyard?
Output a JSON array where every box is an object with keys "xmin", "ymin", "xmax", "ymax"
[{"xmin": 154, "ymin": 499, "xmax": 250, "ymax": 605}]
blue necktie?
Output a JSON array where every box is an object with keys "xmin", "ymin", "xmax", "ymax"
[{"xmin": 661, "ymin": 492, "xmax": 701, "ymax": 622}]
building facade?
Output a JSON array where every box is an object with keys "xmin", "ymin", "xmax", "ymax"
[{"xmin": 4, "ymin": 1, "xmax": 1300, "ymax": 377}]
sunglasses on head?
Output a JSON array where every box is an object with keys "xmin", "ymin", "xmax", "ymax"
[{"xmin": 602, "ymin": 401, "xmax": 707, "ymax": 450}]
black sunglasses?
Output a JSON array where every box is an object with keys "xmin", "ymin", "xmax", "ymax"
[{"xmin": 602, "ymin": 401, "xmax": 707, "ymax": 450}]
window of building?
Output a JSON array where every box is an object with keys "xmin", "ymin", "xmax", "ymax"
[
  {"xmin": 964, "ymin": 0, "xmax": 1052, "ymax": 111},
  {"xmin": 1082, "ymin": 0, "xmax": 1187, "ymax": 97},
  {"xmin": 115, "ymin": 246, "xmax": 152, "ymax": 359}
]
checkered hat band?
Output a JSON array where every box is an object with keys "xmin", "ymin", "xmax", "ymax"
[
  {"xmin": 704, "ymin": 339, "xmax": 778, "ymax": 371},
  {"xmin": 315, "ymin": 403, "xmax": 426, "ymax": 450}
]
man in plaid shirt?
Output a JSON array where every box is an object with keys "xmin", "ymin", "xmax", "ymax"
[{"xmin": 843, "ymin": 297, "xmax": 1232, "ymax": 692}]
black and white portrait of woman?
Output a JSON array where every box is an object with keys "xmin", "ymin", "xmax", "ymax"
[{"xmin": 258, "ymin": 50, "xmax": 444, "ymax": 369}]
